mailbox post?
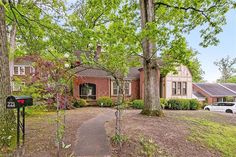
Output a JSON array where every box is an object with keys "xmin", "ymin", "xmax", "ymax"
[{"xmin": 6, "ymin": 96, "xmax": 33, "ymax": 148}]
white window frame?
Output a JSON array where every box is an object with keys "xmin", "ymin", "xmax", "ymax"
[
  {"xmin": 111, "ymin": 81, "xmax": 132, "ymax": 96},
  {"xmin": 14, "ymin": 65, "xmax": 26, "ymax": 75}
]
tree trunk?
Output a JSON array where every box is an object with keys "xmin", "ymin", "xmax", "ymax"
[
  {"xmin": 9, "ymin": 22, "xmax": 17, "ymax": 80},
  {"xmin": 0, "ymin": 4, "xmax": 16, "ymax": 148},
  {"xmin": 140, "ymin": 0, "xmax": 163, "ymax": 116}
]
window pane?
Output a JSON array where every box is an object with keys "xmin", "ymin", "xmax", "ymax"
[
  {"xmin": 14, "ymin": 67, "xmax": 18, "ymax": 75},
  {"xmin": 172, "ymin": 82, "xmax": 176, "ymax": 95},
  {"xmin": 182, "ymin": 82, "xmax": 187, "ymax": 95},
  {"xmin": 125, "ymin": 89, "xmax": 129, "ymax": 95},
  {"xmin": 177, "ymin": 82, "xmax": 181, "ymax": 95},
  {"xmin": 113, "ymin": 89, "xmax": 117, "ymax": 95}
]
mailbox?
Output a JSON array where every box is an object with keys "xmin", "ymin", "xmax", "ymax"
[{"xmin": 6, "ymin": 96, "xmax": 33, "ymax": 109}]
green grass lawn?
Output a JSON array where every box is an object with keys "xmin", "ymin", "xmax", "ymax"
[{"xmin": 184, "ymin": 117, "xmax": 236, "ymax": 157}]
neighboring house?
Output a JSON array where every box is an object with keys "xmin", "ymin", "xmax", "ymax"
[
  {"xmin": 73, "ymin": 65, "xmax": 193, "ymax": 102},
  {"xmin": 193, "ymin": 83, "xmax": 236, "ymax": 104},
  {"xmin": 11, "ymin": 57, "xmax": 34, "ymax": 92}
]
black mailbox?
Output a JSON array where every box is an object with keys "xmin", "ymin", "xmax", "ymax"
[{"xmin": 6, "ymin": 96, "xmax": 33, "ymax": 109}]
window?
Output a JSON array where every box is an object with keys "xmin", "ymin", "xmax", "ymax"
[
  {"xmin": 124, "ymin": 82, "xmax": 130, "ymax": 95},
  {"xmin": 224, "ymin": 103, "xmax": 235, "ymax": 106},
  {"xmin": 12, "ymin": 82, "xmax": 25, "ymax": 91},
  {"xmin": 14, "ymin": 65, "xmax": 25, "ymax": 75},
  {"xmin": 112, "ymin": 81, "xmax": 131, "ymax": 96},
  {"xmin": 79, "ymin": 83, "xmax": 96, "ymax": 100},
  {"xmin": 217, "ymin": 97, "xmax": 224, "ymax": 102},
  {"xmin": 113, "ymin": 82, "xmax": 118, "ymax": 95},
  {"xmin": 172, "ymin": 82, "xmax": 176, "ymax": 95},
  {"xmin": 182, "ymin": 82, "xmax": 187, "ymax": 95},
  {"xmin": 172, "ymin": 81, "xmax": 187, "ymax": 96},
  {"xmin": 177, "ymin": 82, "xmax": 181, "ymax": 95}
]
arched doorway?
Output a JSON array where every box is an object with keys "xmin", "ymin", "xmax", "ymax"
[{"xmin": 79, "ymin": 83, "xmax": 96, "ymax": 100}]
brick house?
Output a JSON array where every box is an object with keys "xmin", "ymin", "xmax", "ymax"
[
  {"xmin": 73, "ymin": 65, "xmax": 193, "ymax": 102},
  {"xmin": 12, "ymin": 55, "xmax": 193, "ymax": 102},
  {"xmin": 193, "ymin": 83, "xmax": 236, "ymax": 104}
]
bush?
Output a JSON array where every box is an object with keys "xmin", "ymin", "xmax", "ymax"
[
  {"xmin": 97, "ymin": 96, "xmax": 113, "ymax": 107},
  {"xmin": 131, "ymin": 100, "xmax": 144, "ymax": 109},
  {"xmin": 73, "ymin": 98, "xmax": 88, "ymax": 108},
  {"xmin": 160, "ymin": 98, "xmax": 167, "ymax": 109},
  {"xmin": 189, "ymin": 99, "xmax": 201, "ymax": 110},
  {"xmin": 167, "ymin": 98, "xmax": 200, "ymax": 110}
]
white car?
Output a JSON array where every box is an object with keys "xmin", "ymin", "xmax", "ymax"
[{"xmin": 204, "ymin": 102, "xmax": 236, "ymax": 114}]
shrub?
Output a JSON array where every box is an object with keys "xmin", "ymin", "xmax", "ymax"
[
  {"xmin": 111, "ymin": 134, "xmax": 128, "ymax": 145},
  {"xmin": 132, "ymin": 100, "xmax": 144, "ymax": 109},
  {"xmin": 167, "ymin": 98, "xmax": 200, "ymax": 110},
  {"xmin": 160, "ymin": 98, "xmax": 167, "ymax": 109},
  {"xmin": 189, "ymin": 99, "xmax": 201, "ymax": 110},
  {"xmin": 167, "ymin": 99, "xmax": 182, "ymax": 110},
  {"xmin": 73, "ymin": 98, "xmax": 88, "ymax": 108},
  {"xmin": 226, "ymin": 96, "xmax": 234, "ymax": 102},
  {"xmin": 97, "ymin": 96, "xmax": 113, "ymax": 107}
]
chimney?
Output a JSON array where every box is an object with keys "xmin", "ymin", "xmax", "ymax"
[{"xmin": 95, "ymin": 45, "xmax": 101, "ymax": 60}]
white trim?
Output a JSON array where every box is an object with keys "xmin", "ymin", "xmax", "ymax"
[
  {"xmin": 111, "ymin": 81, "xmax": 132, "ymax": 96},
  {"xmin": 219, "ymin": 83, "xmax": 236, "ymax": 94},
  {"xmin": 13, "ymin": 65, "xmax": 26, "ymax": 75}
]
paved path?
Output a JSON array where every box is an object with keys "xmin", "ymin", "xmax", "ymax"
[{"xmin": 75, "ymin": 110, "xmax": 114, "ymax": 157}]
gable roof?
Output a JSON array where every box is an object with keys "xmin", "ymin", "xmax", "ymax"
[{"xmin": 193, "ymin": 83, "xmax": 236, "ymax": 97}]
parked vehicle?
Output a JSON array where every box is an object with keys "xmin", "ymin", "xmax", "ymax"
[{"xmin": 204, "ymin": 102, "xmax": 236, "ymax": 114}]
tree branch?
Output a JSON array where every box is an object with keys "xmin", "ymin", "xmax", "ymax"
[{"xmin": 154, "ymin": 2, "xmax": 217, "ymax": 26}]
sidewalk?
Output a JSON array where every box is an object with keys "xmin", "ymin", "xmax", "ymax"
[{"xmin": 74, "ymin": 110, "xmax": 114, "ymax": 157}]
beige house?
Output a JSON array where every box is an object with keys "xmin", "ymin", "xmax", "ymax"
[{"xmin": 161, "ymin": 65, "xmax": 192, "ymax": 99}]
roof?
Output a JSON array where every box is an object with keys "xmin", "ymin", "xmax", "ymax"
[
  {"xmin": 192, "ymin": 91, "xmax": 206, "ymax": 101},
  {"xmin": 193, "ymin": 83, "xmax": 236, "ymax": 97},
  {"xmin": 76, "ymin": 66, "xmax": 140, "ymax": 80},
  {"xmin": 192, "ymin": 91, "xmax": 205, "ymax": 98},
  {"xmin": 221, "ymin": 83, "xmax": 236, "ymax": 93}
]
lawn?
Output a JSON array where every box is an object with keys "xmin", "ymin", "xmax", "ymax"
[
  {"xmin": 0, "ymin": 107, "xmax": 110, "ymax": 157},
  {"xmin": 106, "ymin": 110, "xmax": 236, "ymax": 157}
]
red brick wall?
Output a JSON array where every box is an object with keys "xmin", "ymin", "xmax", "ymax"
[
  {"xmin": 74, "ymin": 76, "xmax": 140, "ymax": 101},
  {"xmin": 131, "ymin": 79, "xmax": 140, "ymax": 100},
  {"xmin": 73, "ymin": 76, "xmax": 110, "ymax": 99}
]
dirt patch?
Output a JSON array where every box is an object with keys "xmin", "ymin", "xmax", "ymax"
[
  {"xmin": 10, "ymin": 107, "xmax": 111, "ymax": 157},
  {"xmin": 105, "ymin": 110, "xmax": 235, "ymax": 157}
]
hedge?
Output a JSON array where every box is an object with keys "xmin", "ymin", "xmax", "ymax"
[
  {"xmin": 130, "ymin": 98, "xmax": 201, "ymax": 110},
  {"xmin": 131, "ymin": 100, "xmax": 144, "ymax": 109},
  {"xmin": 166, "ymin": 98, "xmax": 201, "ymax": 110},
  {"xmin": 97, "ymin": 96, "xmax": 113, "ymax": 107}
]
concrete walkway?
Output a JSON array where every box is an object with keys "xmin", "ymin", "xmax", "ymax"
[{"xmin": 74, "ymin": 110, "xmax": 114, "ymax": 157}]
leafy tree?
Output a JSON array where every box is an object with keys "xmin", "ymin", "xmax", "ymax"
[
  {"xmin": 226, "ymin": 76, "xmax": 236, "ymax": 83},
  {"xmin": 0, "ymin": 0, "xmax": 67, "ymax": 152},
  {"xmin": 139, "ymin": 0, "xmax": 232, "ymax": 115},
  {"xmin": 0, "ymin": 1, "xmax": 16, "ymax": 151},
  {"xmin": 68, "ymin": 0, "xmax": 232, "ymax": 116},
  {"xmin": 214, "ymin": 56, "xmax": 236, "ymax": 83}
]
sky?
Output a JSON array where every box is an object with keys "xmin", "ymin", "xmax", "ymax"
[{"xmin": 186, "ymin": 10, "xmax": 236, "ymax": 83}]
